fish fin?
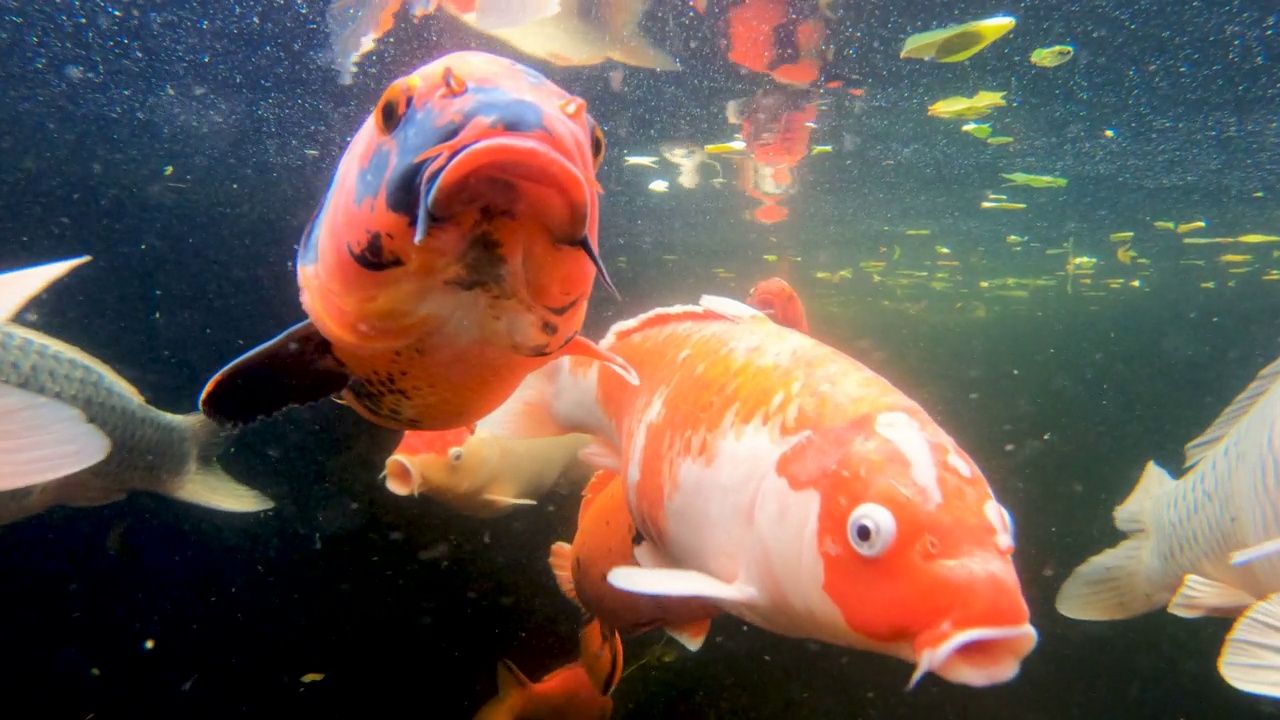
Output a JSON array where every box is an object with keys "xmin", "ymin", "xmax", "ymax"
[
  {"xmin": 607, "ymin": 36, "xmax": 680, "ymax": 71},
  {"xmin": 199, "ymin": 320, "xmax": 351, "ymax": 428},
  {"xmin": 1232, "ymin": 538, "xmax": 1280, "ymax": 567},
  {"xmin": 481, "ymin": 493, "xmax": 537, "ymax": 507},
  {"xmin": 472, "ymin": 0, "xmax": 561, "ymax": 30},
  {"xmin": 578, "ymin": 469, "xmax": 618, "ymax": 522},
  {"xmin": 1219, "ymin": 593, "xmax": 1280, "ymax": 699},
  {"xmin": 1113, "ymin": 460, "xmax": 1175, "ymax": 533},
  {"xmin": 0, "ymin": 382, "xmax": 111, "ymax": 491},
  {"xmin": 665, "ymin": 618, "xmax": 713, "ymax": 652},
  {"xmin": 0, "ymin": 255, "xmax": 91, "ymax": 322},
  {"xmin": 1184, "ymin": 355, "xmax": 1280, "ymax": 469},
  {"xmin": 698, "ymin": 294, "xmax": 769, "ymax": 321},
  {"xmin": 560, "ymin": 335, "xmax": 638, "ymax": 386},
  {"xmin": 1055, "ymin": 535, "xmax": 1166, "ymax": 620},
  {"xmin": 548, "ymin": 541, "xmax": 582, "ymax": 606},
  {"xmin": 577, "ymin": 617, "xmax": 624, "ymax": 695},
  {"xmin": 578, "ymin": 439, "xmax": 623, "ymax": 473},
  {"xmin": 607, "ymin": 566, "xmax": 759, "ymax": 603},
  {"xmin": 1168, "ymin": 574, "xmax": 1257, "ymax": 619},
  {"xmin": 165, "ymin": 415, "xmax": 275, "ymax": 512},
  {"xmin": 473, "ymin": 660, "xmax": 531, "ymax": 720}
]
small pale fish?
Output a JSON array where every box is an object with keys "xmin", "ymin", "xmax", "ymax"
[
  {"xmin": 383, "ymin": 429, "xmax": 593, "ymax": 519},
  {"xmin": 809, "ymin": 145, "xmax": 833, "ymax": 155},
  {"xmin": 647, "ymin": 179, "xmax": 671, "ymax": 192},
  {"xmin": 0, "ymin": 257, "xmax": 274, "ymax": 526},
  {"xmin": 1000, "ymin": 173, "xmax": 1067, "ymax": 188},
  {"xmin": 927, "ymin": 91, "xmax": 1007, "ymax": 119},
  {"xmin": 900, "ymin": 16, "xmax": 1016, "ymax": 63},
  {"xmin": 1177, "ymin": 221, "xmax": 1208, "ymax": 233},
  {"xmin": 1029, "ymin": 45, "xmax": 1074, "ymax": 68},
  {"xmin": 905, "ymin": 229, "xmax": 932, "ymax": 235},
  {"xmin": 1182, "ymin": 237, "xmax": 1233, "ymax": 245},
  {"xmin": 704, "ymin": 140, "xmax": 746, "ymax": 154},
  {"xmin": 1116, "ymin": 244, "xmax": 1136, "ymax": 265},
  {"xmin": 1237, "ymin": 234, "xmax": 1280, "ymax": 244},
  {"xmin": 960, "ymin": 122, "xmax": 992, "ymax": 139},
  {"xmin": 1219, "ymin": 254, "xmax": 1254, "ymax": 263},
  {"xmin": 985, "ymin": 136, "xmax": 1015, "ymax": 146},
  {"xmin": 1109, "ymin": 232, "xmax": 1135, "ymax": 242},
  {"xmin": 1055, "ymin": 353, "xmax": 1280, "ymax": 699},
  {"xmin": 300, "ymin": 673, "xmax": 325, "ymax": 683},
  {"xmin": 981, "ymin": 201, "xmax": 1026, "ymax": 210},
  {"xmin": 1153, "ymin": 221, "xmax": 1176, "ymax": 230},
  {"xmin": 987, "ymin": 194, "xmax": 1008, "ymax": 200},
  {"xmin": 623, "ymin": 155, "xmax": 661, "ymax": 168}
]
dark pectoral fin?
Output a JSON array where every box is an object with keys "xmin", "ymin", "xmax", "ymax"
[{"xmin": 199, "ymin": 320, "xmax": 350, "ymax": 427}]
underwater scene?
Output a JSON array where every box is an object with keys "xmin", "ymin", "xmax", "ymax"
[{"xmin": 2, "ymin": 0, "xmax": 1279, "ymax": 717}]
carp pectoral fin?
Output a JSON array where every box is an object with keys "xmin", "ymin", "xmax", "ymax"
[
  {"xmin": 606, "ymin": 566, "xmax": 759, "ymax": 603},
  {"xmin": 199, "ymin": 320, "xmax": 350, "ymax": 427},
  {"xmin": 560, "ymin": 335, "xmax": 639, "ymax": 386},
  {"xmin": 0, "ymin": 382, "xmax": 111, "ymax": 491},
  {"xmin": 1219, "ymin": 593, "xmax": 1280, "ymax": 699},
  {"xmin": 548, "ymin": 541, "xmax": 584, "ymax": 607},
  {"xmin": 0, "ymin": 255, "xmax": 91, "ymax": 322},
  {"xmin": 481, "ymin": 493, "xmax": 537, "ymax": 507},
  {"xmin": 578, "ymin": 439, "xmax": 622, "ymax": 473},
  {"xmin": 665, "ymin": 618, "xmax": 713, "ymax": 652},
  {"xmin": 1168, "ymin": 574, "xmax": 1256, "ymax": 619}
]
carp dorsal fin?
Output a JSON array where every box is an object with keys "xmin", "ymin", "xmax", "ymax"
[
  {"xmin": 0, "ymin": 256, "xmax": 91, "ymax": 323},
  {"xmin": 199, "ymin": 320, "xmax": 350, "ymax": 427},
  {"xmin": 598, "ymin": 296, "xmax": 766, "ymax": 348},
  {"xmin": 1183, "ymin": 354, "xmax": 1280, "ymax": 469}
]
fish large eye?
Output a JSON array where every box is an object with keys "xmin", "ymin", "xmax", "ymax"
[
  {"xmin": 847, "ymin": 503, "xmax": 897, "ymax": 558},
  {"xmin": 589, "ymin": 120, "xmax": 606, "ymax": 171},
  {"xmin": 375, "ymin": 77, "xmax": 417, "ymax": 136},
  {"xmin": 448, "ymin": 447, "xmax": 463, "ymax": 464}
]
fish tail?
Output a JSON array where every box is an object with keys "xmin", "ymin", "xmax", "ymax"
[
  {"xmin": 163, "ymin": 414, "xmax": 276, "ymax": 513},
  {"xmin": 472, "ymin": 660, "xmax": 532, "ymax": 720}
]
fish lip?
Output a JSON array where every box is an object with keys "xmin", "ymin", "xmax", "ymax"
[
  {"xmin": 417, "ymin": 135, "xmax": 593, "ymax": 247},
  {"xmin": 908, "ymin": 623, "xmax": 1038, "ymax": 689}
]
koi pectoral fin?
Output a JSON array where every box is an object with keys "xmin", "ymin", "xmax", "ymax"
[
  {"xmin": 199, "ymin": 320, "xmax": 350, "ymax": 427},
  {"xmin": 1219, "ymin": 593, "xmax": 1280, "ymax": 698},
  {"xmin": 482, "ymin": 494, "xmax": 537, "ymax": 507},
  {"xmin": 606, "ymin": 566, "xmax": 759, "ymax": 603}
]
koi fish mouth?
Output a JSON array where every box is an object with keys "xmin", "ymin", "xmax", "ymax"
[
  {"xmin": 383, "ymin": 456, "xmax": 420, "ymax": 497},
  {"xmin": 418, "ymin": 136, "xmax": 617, "ymax": 297},
  {"xmin": 909, "ymin": 624, "xmax": 1038, "ymax": 689}
]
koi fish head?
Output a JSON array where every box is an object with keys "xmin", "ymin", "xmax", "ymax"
[
  {"xmin": 383, "ymin": 426, "xmax": 485, "ymax": 498},
  {"xmin": 298, "ymin": 50, "xmax": 614, "ymax": 358},
  {"xmin": 745, "ymin": 276, "xmax": 809, "ymax": 334},
  {"xmin": 775, "ymin": 410, "xmax": 1036, "ymax": 689}
]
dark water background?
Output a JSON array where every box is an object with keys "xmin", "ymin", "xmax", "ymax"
[{"xmin": 1, "ymin": 0, "xmax": 1279, "ymax": 717}]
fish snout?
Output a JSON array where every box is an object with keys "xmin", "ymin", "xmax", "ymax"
[
  {"xmin": 909, "ymin": 556, "xmax": 1037, "ymax": 688},
  {"xmin": 383, "ymin": 455, "xmax": 421, "ymax": 497}
]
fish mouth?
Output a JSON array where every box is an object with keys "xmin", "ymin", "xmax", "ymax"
[
  {"xmin": 382, "ymin": 456, "xmax": 420, "ymax": 497},
  {"xmin": 908, "ymin": 624, "xmax": 1038, "ymax": 689}
]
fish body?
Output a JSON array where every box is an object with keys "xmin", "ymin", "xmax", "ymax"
[
  {"xmin": 474, "ymin": 617, "xmax": 621, "ymax": 720},
  {"xmin": 1056, "ymin": 353, "xmax": 1280, "ymax": 698},
  {"xmin": 549, "ymin": 470, "xmax": 719, "ymax": 647},
  {"xmin": 478, "ymin": 295, "xmax": 1036, "ymax": 689},
  {"xmin": 0, "ymin": 257, "xmax": 273, "ymax": 525},
  {"xmin": 744, "ymin": 276, "xmax": 809, "ymax": 334},
  {"xmin": 383, "ymin": 428, "xmax": 594, "ymax": 517},
  {"xmin": 200, "ymin": 51, "xmax": 634, "ymax": 432}
]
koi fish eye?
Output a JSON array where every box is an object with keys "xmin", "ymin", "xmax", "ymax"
[
  {"xmin": 589, "ymin": 120, "xmax": 606, "ymax": 171},
  {"xmin": 448, "ymin": 447, "xmax": 464, "ymax": 464},
  {"xmin": 374, "ymin": 76, "xmax": 419, "ymax": 136},
  {"xmin": 847, "ymin": 503, "xmax": 897, "ymax": 558}
]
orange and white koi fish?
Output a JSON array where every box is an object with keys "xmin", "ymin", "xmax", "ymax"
[
  {"xmin": 745, "ymin": 276, "xmax": 809, "ymax": 334},
  {"xmin": 383, "ymin": 426, "xmax": 594, "ymax": 518},
  {"xmin": 327, "ymin": 1, "xmax": 677, "ymax": 85},
  {"xmin": 550, "ymin": 469, "xmax": 720, "ymax": 648},
  {"xmin": 200, "ymin": 51, "xmax": 635, "ymax": 432},
  {"xmin": 727, "ymin": 87, "xmax": 820, "ymax": 224},
  {"xmin": 1056, "ymin": 353, "xmax": 1280, "ymax": 699},
  {"xmin": 478, "ymin": 295, "xmax": 1036, "ymax": 689},
  {"xmin": 474, "ymin": 616, "xmax": 622, "ymax": 720}
]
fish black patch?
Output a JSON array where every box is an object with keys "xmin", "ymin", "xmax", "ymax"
[
  {"xmin": 347, "ymin": 231, "xmax": 404, "ymax": 271},
  {"xmin": 544, "ymin": 293, "xmax": 584, "ymax": 317},
  {"xmin": 632, "ymin": 528, "xmax": 645, "ymax": 546},
  {"xmin": 445, "ymin": 228, "xmax": 507, "ymax": 293}
]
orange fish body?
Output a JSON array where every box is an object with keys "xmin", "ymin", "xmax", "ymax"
[
  {"xmin": 721, "ymin": 0, "xmax": 828, "ymax": 87},
  {"xmin": 474, "ymin": 617, "xmax": 621, "ymax": 720},
  {"xmin": 745, "ymin": 276, "xmax": 809, "ymax": 334},
  {"xmin": 549, "ymin": 469, "xmax": 719, "ymax": 647},
  {"xmin": 730, "ymin": 87, "xmax": 819, "ymax": 224},
  {"xmin": 200, "ymin": 51, "xmax": 634, "ymax": 431},
  {"xmin": 480, "ymin": 296, "xmax": 1036, "ymax": 690}
]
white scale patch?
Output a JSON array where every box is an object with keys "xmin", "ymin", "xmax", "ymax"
[
  {"xmin": 946, "ymin": 449, "xmax": 972, "ymax": 478},
  {"xmin": 874, "ymin": 411, "xmax": 942, "ymax": 509},
  {"xmin": 984, "ymin": 499, "xmax": 1015, "ymax": 553}
]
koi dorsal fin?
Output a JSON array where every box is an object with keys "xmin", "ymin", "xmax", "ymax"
[
  {"xmin": 577, "ymin": 468, "xmax": 619, "ymax": 524},
  {"xmin": 600, "ymin": 295, "xmax": 766, "ymax": 346},
  {"xmin": 1183, "ymin": 353, "xmax": 1280, "ymax": 469}
]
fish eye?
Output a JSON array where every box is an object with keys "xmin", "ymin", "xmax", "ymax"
[
  {"xmin": 375, "ymin": 78, "xmax": 415, "ymax": 136},
  {"xmin": 448, "ymin": 447, "xmax": 463, "ymax": 464},
  {"xmin": 847, "ymin": 503, "xmax": 897, "ymax": 558},
  {"xmin": 590, "ymin": 120, "xmax": 606, "ymax": 171}
]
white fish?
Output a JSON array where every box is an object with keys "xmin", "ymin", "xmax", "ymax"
[
  {"xmin": 1056, "ymin": 353, "xmax": 1280, "ymax": 698},
  {"xmin": 623, "ymin": 155, "xmax": 661, "ymax": 168},
  {"xmin": 647, "ymin": 179, "xmax": 670, "ymax": 192}
]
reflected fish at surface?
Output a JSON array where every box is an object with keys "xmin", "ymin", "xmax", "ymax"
[
  {"xmin": 199, "ymin": 51, "xmax": 635, "ymax": 432},
  {"xmin": 383, "ymin": 426, "xmax": 594, "ymax": 518},
  {"xmin": 549, "ymin": 469, "xmax": 720, "ymax": 647},
  {"xmin": 1056, "ymin": 353, "xmax": 1280, "ymax": 699},
  {"xmin": 0, "ymin": 257, "xmax": 274, "ymax": 526},
  {"xmin": 478, "ymin": 296, "xmax": 1037, "ymax": 689}
]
